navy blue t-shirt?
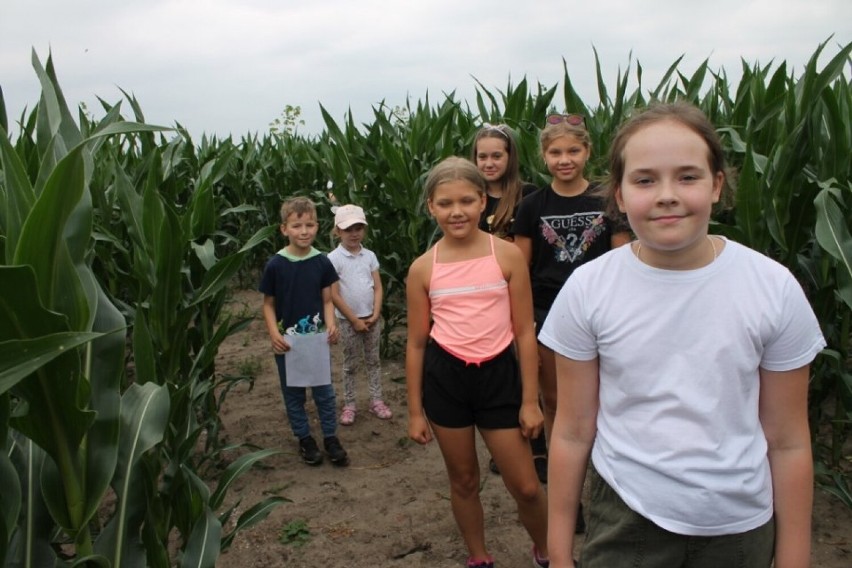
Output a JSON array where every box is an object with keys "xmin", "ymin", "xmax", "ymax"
[{"xmin": 258, "ymin": 248, "xmax": 339, "ymax": 335}]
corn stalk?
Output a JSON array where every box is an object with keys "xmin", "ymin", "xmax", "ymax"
[{"xmin": 1, "ymin": 51, "xmax": 284, "ymax": 567}]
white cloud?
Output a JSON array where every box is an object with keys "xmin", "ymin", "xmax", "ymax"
[{"xmin": 1, "ymin": 0, "xmax": 849, "ymax": 137}]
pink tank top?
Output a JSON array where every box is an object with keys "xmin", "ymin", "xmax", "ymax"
[{"xmin": 429, "ymin": 235, "xmax": 514, "ymax": 365}]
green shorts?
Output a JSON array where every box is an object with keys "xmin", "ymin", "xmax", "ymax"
[{"xmin": 579, "ymin": 466, "xmax": 775, "ymax": 568}]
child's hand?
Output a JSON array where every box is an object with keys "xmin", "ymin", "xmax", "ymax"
[
  {"xmin": 364, "ymin": 313, "xmax": 380, "ymax": 328},
  {"xmin": 271, "ymin": 334, "xmax": 291, "ymax": 355},
  {"xmin": 351, "ymin": 318, "xmax": 369, "ymax": 332},
  {"xmin": 327, "ymin": 324, "xmax": 339, "ymax": 344},
  {"xmin": 519, "ymin": 402, "xmax": 544, "ymax": 439},
  {"xmin": 408, "ymin": 415, "xmax": 432, "ymax": 445}
]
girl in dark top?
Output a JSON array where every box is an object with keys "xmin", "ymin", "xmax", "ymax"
[
  {"xmin": 472, "ymin": 123, "xmax": 537, "ymax": 240},
  {"xmin": 472, "ymin": 123, "xmax": 547, "ymax": 482},
  {"xmin": 513, "ymin": 114, "xmax": 632, "ymax": 531}
]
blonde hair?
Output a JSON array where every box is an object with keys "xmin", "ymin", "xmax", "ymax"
[
  {"xmin": 424, "ymin": 157, "xmax": 486, "ymax": 202},
  {"xmin": 279, "ymin": 196, "xmax": 317, "ymax": 224},
  {"xmin": 540, "ymin": 122, "xmax": 592, "ymax": 153}
]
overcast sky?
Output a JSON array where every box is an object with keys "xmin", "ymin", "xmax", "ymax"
[{"xmin": 2, "ymin": 1, "xmax": 850, "ymax": 139}]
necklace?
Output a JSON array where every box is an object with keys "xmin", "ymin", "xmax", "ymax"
[{"xmin": 635, "ymin": 235, "xmax": 718, "ymax": 266}]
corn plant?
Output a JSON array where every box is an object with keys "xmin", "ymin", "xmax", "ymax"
[
  {"xmin": 311, "ymin": 96, "xmax": 468, "ymax": 352},
  {"xmin": 308, "ymin": 41, "xmax": 852, "ymax": 499},
  {"xmin": 1, "ymin": 51, "xmax": 284, "ymax": 567},
  {"xmin": 6, "ymin": 42, "xmax": 847, "ymax": 530},
  {"xmin": 710, "ymin": 41, "xmax": 852, "ymax": 496}
]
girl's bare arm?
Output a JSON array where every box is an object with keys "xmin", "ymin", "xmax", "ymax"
[
  {"xmin": 498, "ymin": 239, "xmax": 542, "ymax": 439},
  {"xmin": 759, "ymin": 364, "xmax": 813, "ymax": 568},
  {"xmin": 548, "ymin": 354, "xmax": 599, "ymax": 567},
  {"xmin": 405, "ymin": 255, "xmax": 432, "ymax": 444}
]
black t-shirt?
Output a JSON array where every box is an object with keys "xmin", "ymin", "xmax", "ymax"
[
  {"xmin": 479, "ymin": 183, "xmax": 538, "ymax": 238},
  {"xmin": 512, "ymin": 184, "xmax": 617, "ymax": 310}
]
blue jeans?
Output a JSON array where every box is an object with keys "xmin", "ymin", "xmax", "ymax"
[{"xmin": 274, "ymin": 354, "xmax": 338, "ymax": 440}]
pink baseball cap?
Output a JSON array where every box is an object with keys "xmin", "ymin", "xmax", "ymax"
[{"xmin": 334, "ymin": 204, "xmax": 368, "ymax": 229}]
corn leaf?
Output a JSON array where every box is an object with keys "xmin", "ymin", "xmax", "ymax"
[
  {"xmin": 13, "ymin": 143, "xmax": 89, "ymax": 330},
  {"xmin": 0, "ymin": 417, "xmax": 21, "ymax": 566},
  {"xmin": 814, "ymin": 186, "xmax": 852, "ymax": 309},
  {"xmin": 0, "ymin": 85, "xmax": 6, "ymax": 132},
  {"xmin": 5, "ymin": 438, "xmax": 57, "ymax": 567},
  {"xmin": 0, "ymin": 332, "xmax": 102, "ymax": 395},
  {"xmin": 734, "ymin": 144, "xmax": 762, "ymax": 248},
  {"xmin": 0, "ymin": 126, "xmax": 36, "ymax": 259},
  {"xmin": 95, "ymin": 382, "xmax": 170, "ymax": 568},
  {"xmin": 209, "ymin": 449, "xmax": 281, "ymax": 510},
  {"xmin": 219, "ymin": 496, "xmax": 289, "ymax": 551},
  {"xmin": 181, "ymin": 509, "xmax": 221, "ymax": 568}
]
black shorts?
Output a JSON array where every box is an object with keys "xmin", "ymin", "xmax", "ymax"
[{"xmin": 422, "ymin": 341, "xmax": 522, "ymax": 429}]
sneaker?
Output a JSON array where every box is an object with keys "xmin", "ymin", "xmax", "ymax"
[
  {"xmin": 340, "ymin": 404, "xmax": 356, "ymax": 426},
  {"xmin": 369, "ymin": 399, "xmax": 393, "ymax": 420},
  {"xmin": 531, "ymin": 545, "xmax": 550, "ymax": 567},
  {"xmin": 533, "ymin": 455, "xmax": 548, "ymax": 484},
  {"xmin": 466, "ymin": 556, "xmax": 494, "ymax": 568},
  {"xmin": 298, "ymin": 435, "xmax": 323, "ymax": 466},
  {"xmin": 488, "ymin": 457, "xmax": 500, "ymax": 475},
  {"xmin": 323, "ymin": 435, "xmax": 350, "ymax": 467},
  {"xmin": 575, "ymin": 503, "xmax": 586, "ymax": 534}
]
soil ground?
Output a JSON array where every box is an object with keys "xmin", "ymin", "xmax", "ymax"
[{"xmin": 213, "ymin": 289, "xmax": 850, "ymax": 568}]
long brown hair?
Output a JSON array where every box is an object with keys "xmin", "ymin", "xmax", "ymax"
[{"xmin": 471, "ymin": 125, "xmax": 525, "ymax": 235}]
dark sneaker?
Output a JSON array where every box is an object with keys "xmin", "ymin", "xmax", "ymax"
[
  {"xmin": 323, "ymin": 436, "xmax": 350, "ymax": 467},
  {"xmin": 575, "ymin": 502, "xmax": 586, "ymax": 534},
  {"xmin": 488, "ymin": 457, "xmax": 500, "ymax": 475},
  {"xmin": 298, "ymin": 435, "xmax": 323, "ymax": 466}
]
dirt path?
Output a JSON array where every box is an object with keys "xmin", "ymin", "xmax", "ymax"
[{"xmin": 213, "ymin": 290, "xmax": 850, "ymax": 567}]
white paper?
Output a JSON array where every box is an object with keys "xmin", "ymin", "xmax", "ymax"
[{"xmin": 284, "ymin": 332, "xmax": 332, "ymax": 387}]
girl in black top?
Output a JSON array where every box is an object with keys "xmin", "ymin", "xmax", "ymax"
[
  {"xmin": 472, "ymin": 122, "xmax": 547, "ymax": 484},
  {"xmin": 472, "ymin": 123, "xmax": 537, "ymax": 241}
]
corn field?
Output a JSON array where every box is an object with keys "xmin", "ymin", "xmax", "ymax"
[{"xmin": 1, "ymin": 39, "xmax": 850, "ymax": 566}]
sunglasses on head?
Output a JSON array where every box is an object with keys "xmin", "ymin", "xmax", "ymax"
[{"xmin": 545, "ymin": 114, "xmax": 585, "ymax": 127}]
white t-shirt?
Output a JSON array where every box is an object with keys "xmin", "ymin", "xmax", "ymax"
[
  {"xmin": 327, "ymin": 244, "xmax": 380, "ymax": 319},
  {"xmin": 539, "ymin": 238, "xmax": 825, "ymax": 536}
]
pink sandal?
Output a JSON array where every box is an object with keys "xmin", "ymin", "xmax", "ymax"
[
  {"xmin": 340, "ymin": 405, "xmax": 356, "ymax": 426},
  {"xmin": 369, "ymin": 400, "xmax": 392, "ymax": 420}
]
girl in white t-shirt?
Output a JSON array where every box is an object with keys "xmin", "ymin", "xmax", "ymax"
[
  {"xmin": 329, "ymin": 204, "xmax": 391, "ymax": 426},
  {"xmin": 540, "ymin": 102, "xmax": 825, "ymax": 568}
]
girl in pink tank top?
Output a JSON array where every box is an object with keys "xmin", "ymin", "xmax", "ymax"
[
  {"xmin": 428, "ymin": 233, "xmax": 514, "ymax": 364},
  {"xmin": 405, "ymin": 157, "xmax": 550, "ymax": 568}
]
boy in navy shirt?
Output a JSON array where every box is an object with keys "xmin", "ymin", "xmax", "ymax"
[{"xmin": 260, "ymin": 196, "xmax": 349, "ymax": 466}]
